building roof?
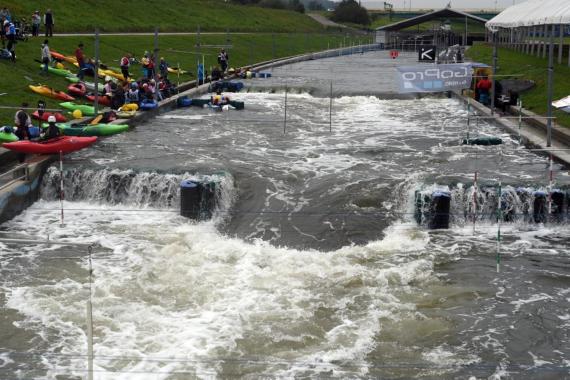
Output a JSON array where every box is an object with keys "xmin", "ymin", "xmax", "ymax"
[
  {"xmin": 376, "ymin": 8, "xmax": 488, "ymax": 31},
  {"xmin": 486, "ymin": 0, "xmax": 570, "ymax": 30}
]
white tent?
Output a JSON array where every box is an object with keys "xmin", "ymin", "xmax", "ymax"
[{"xmin": 486, "ymin": 0, "xmax": 570, "ymax": 30}]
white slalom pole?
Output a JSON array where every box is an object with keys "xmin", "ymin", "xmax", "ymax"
[{"xmin": 473, "ymin": 171, "xmax": 478, "ymax": 233}]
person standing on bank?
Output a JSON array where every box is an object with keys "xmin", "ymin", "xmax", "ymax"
[
  {"xmin": 31, "ymin": 11, "xmax": 41, "ymax": 37},
  {"xmin": 44, "ymin": 9, "xmax": 54, "ymax": 37},
  {"xmin": 217, "ymin": 49, "xmax": 229, "ymax": 73},
  {"xmin": 5, "ymin": 19, "xmax": 16, "ymax": 62},
  {"xmin": 120, "ymin": 53, "xmax": 131, "ymax": 81},
  {"xmin": 40, "ymin": 39, "xmax": 50, "ymax": 75},
  {"xmin": 75, "ymin": 42, "xmax": 86, "ymax": 80}
]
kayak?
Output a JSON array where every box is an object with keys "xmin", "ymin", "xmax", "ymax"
[
  {"xmin": 66, "ymin": 76, "xmax": 105, "ymax": 93},
  {"xmin": 42, "ymin": 65, "xmax": 74, "ymax": 77},
  {"xmin": 50, "ymin": 50, "xmax": 77, "ymax": 64},
  {"xmin": 116, "ymin": 110, "xmax": 136, "ymax": 118},
  {"xmin": 60, "ymin": 102, "xmax": 96, "ymax": 116},
  {"xmin": 2, "ymin": 136, "xmax": 97, "ymax": 154},
  {"xmin": 101, "ymin": 69, "xmax": 127, "ymax": 82},
  {"xmin": 56, "ymin": 123, "xmax": 129, "ymax": 137},
  {"xmin": 0, "ymin": 127, "xmax": 18, "ymax": 143},
  {"xmin": 29, "ymin": 85, "xmax": 75, "ymax": 101},
  {"xmin": 119, "ymin": 103, "xmax": 139, "ymax": 112},
  {"xmin": 85, "ymin": 94, "xmax": 111, "ymax": 107},
  {"xmin": 140, "ymin": 99, "xmax": 158, "ymax": 110},
  {"xmin": 32, "ymin": 111, "xmax": 67, "ymax": 123},
  {"xmin": 168, "ymin": 67, "xmax": 189, "ymax": 75},
  {"xmin": 67, "ymin": 82, "xmax": 87, "ymax": 97}
]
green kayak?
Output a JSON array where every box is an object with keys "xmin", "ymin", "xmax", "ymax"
[
  {"xmin": 59, "ymin": 123, "xmax": 129, "ymax": 137},
  {"xmin": 59, "ymin": 102, "xmax": 96, "ymax": 116},
  {"xmin": 0, "ymin": 128, "xmax": 18, "ymax": 143},
  {"xmin": 41, "ymin": 65, "xmax": 74, "ymax": 77},
  {"xmin": 65, "ymin": 76, "xmax": 105, "ymax": 93}
]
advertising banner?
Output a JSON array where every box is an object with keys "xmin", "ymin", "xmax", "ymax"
[{"xmin": 396, "ymin": 63, "xmax": 472, "ymax": 93}]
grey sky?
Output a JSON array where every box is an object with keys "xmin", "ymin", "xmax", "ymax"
[{"xmin": 361, "ymin": 0, "xmax": 518, "ymax": 10}]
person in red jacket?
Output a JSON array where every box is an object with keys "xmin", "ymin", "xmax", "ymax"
[
  {"xmin": 476, "ymin": 76, "xmax": 492, "ymax": 105},
  {"xmin": 75, "ymin": 42, "xmax": 86, "ymax": 80}
]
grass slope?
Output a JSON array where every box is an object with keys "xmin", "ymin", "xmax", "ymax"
[
  {"xmin": 3, "ymin": 0, "xmax": 322, "ymax": 33},
  {"xmin": 466, "ymin": 43, "xmax": 570, "ymax": 128},
  {"xmin": 0, "ymin": 33, "xmax": 362, "ymax": 122}
]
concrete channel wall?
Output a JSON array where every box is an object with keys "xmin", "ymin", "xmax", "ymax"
[{"xmin": 0, "ymin": 44, "xmax": 383, "ymax": 225}]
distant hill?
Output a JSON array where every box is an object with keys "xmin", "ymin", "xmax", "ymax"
[{"xmin": 3, "ymin": 0, "xmax": 323, "ymax": 32}]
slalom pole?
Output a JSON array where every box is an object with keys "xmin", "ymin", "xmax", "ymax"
[
  {"xmin": 473, "ymin": 170, "xmax": 478, "ymax": 233},
  {"xmin": 86, "ymin": 245, "xmax": 94, "ymax": 380},
  {"xmin": 548, "ymin": 154, "xmax": 553, "ymax": 215},
  {"xmin": 59, "ymin": 150, "xmax": 64, "ymax": 227},
  {"xmin": 518, "ymin": 99, "xmax": 523, "ymax": 144},
  {"xmin": 329, "ymin": 80, "xmax": 333, "ymax": 133},
  {"xmin": 283, "ymin": 83, "xmax": 288, "ymax": 134},
  {"xmin": 496, "ymin": 181, "xmax": 502, "ymax": 273}
]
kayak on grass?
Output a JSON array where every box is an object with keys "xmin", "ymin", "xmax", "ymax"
[
  {"xmin": 41, "ymin": 65, "xmax": 74, "ymax": 77},
  {"xmin": 29, "ymin": 85, "xmax": 75, "ymax": 101},
  {"xmin": 85, "ymin": 94, "xmax": 111, "ymax": 107},
  {"xmin": 65, "ymin": 76, "xmax": 105, "ymax": 93},
  {"xmin": 2, "ymin": 136, "xmax": 97, "ymax": 154},
  {"xmin": 67, "ymin": 82, "xmax": 87, "ymax": 97},
  {"xmin": 60, "ymin": 102, "xmax": 96, "ymax": 116},
  {"xmin": 32, "ymin": 111, "xmax": 67, "ymax": 123}
]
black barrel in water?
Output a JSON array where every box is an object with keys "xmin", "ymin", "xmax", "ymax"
[
  {"xmin": 429, "ymin": 190, "xmax": 451, "ymax": 229},
  {"xmin": 180, "ymin": 180, "xmax": 201, "ymax": 219},
  {"xmin": 180, "ymin": 179, "xmax": 218, "ymax": 220},
  {"xmin": 533, "ymin": 190, "xmax": 547, "ymax": 223}
]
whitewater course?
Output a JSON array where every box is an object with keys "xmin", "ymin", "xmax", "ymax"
[{"xmin": 1, "ymin": 50, "xmax": 569, "ymax": 379}]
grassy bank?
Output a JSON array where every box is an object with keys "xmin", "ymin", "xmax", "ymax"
[
  {"xmin": 466, "ymin": 43, "xmax": 570, "ymax": 128},
  {"xmin": 3, "ymin": 0, "xmax": 322, "ymax": 33},
  {"xmin": 0, "ymin": 33, "xmax": 364, "ymax": 123}
]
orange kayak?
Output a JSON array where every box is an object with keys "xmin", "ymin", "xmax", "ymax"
[{"xmin": 29, "ymin": 85, "xmax": 75, "ymax": 101}]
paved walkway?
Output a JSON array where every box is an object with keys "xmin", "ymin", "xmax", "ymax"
[{"xmin": 306, "ymin": 13, "xmax": 347, "ymax": 29}]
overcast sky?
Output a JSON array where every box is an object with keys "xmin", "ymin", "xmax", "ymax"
[{"xmin": 361, "ymin": 0, "xmax": 519, "ymax": 10}]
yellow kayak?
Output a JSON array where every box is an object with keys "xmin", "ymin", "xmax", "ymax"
[
  {"xmin": 120, "ymin": 103, "xmax": 139, "ymax": 112},
  {"xmin": 29, "ymin": 85, "xmax": 75, "ymax": 101},
  {"xmin": 168, "ymin": 67, "xmax": 188, "ymax": 75},
  {"xmin": 116, "ymin": 110, "xmax": 137, "ymax": 118}
]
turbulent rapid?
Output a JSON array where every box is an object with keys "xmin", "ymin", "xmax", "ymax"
[{"xmin": 0, "ymin": 51, "xmax": 569, "ymax": 379}]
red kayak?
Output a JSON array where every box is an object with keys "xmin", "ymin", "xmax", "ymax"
[
  {"xmin": 85, "ymin": 94, "xmax": 111, "ymax": 106},
  {"xmin": 32, "ymin": 111, "xmax": 67, "ymax": 123},
  {"xmin": 50, "ymin": 51, "xmax": 66, "ymax": 61},
  {"xmin": 2, "ymin": 136, "xmax": 97, "ymax": 154},
  {"xmin": 67, "ymin": 82, "xmax": 87, "ymax": 97}
]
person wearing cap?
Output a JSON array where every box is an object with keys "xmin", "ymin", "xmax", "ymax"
[
  {"xmin": 31, "ymin": 11, "xmax": 41, "ymax": 36},
  {"xmin": 75, "ymin": 42, "xmax": 86, "ymax": 80},
  {"xmin": 40, "ymin": 39, "xmax": 50, "ymax": 75},
  {"xmin": 42, "ymin": 115, "xmax": 61, "ymax": 140}
]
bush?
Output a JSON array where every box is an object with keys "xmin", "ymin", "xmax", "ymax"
[
  {"xmin": 331, "ymin": 0, "xmax": 370, "ymax": 25},
  {"xmin": 288, "ymin": 0, "xmax": 305, "ymax": 13}
]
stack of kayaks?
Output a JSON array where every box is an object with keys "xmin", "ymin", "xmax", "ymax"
[
  {"xmin": 46, "ymin": 123, "xmax": 129, "ymax": 137},
  {"xmin": 29, "ymin": 85, "xmax": 75, "ymax": 101},
  {"xmin": 32, "ymin": 111, "xmax": 67, "ymax": 123},
  {"xmin": 2, "ymin": 136, "xmax": 97, "ymax": 154},
  {"xmin": 60, "ymin": 102, "xmax": 96, "ymax": 116},
  {"xmin": 0, "ymin": 127, "xmax": 18, "ymax": 143}
]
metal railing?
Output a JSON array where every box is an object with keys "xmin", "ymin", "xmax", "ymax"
[{"xmin": 0, "ymin": 164, "xmax": 29, "ymax": 191}]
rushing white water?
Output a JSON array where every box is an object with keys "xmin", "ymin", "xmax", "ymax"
[{"xmin": 1, "ymin": 83, "xmax": 569, "ymax": 378}]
